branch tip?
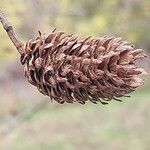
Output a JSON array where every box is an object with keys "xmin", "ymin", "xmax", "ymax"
[{"xmin": 0, "ymin": 10, "xmax": 24, "ymax": 55}]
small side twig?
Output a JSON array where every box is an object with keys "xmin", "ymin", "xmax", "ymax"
[{"xmin": 0, "ymin": 10, "xmax": 24, "ymax": 55}]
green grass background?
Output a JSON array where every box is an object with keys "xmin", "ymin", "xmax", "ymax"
[{"xmin": 0, "ymin": 85, "xmax": 150, "ymax": 150}]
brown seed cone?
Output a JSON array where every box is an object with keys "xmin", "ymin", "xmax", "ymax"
[{"xmin": 20, "ymin": 30, "xmax": 146, "ymax": 104}]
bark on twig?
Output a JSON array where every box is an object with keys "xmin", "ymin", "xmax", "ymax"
[{"xmin": 0, "ymin": 10, "xmax": 24, "ymax": 55}]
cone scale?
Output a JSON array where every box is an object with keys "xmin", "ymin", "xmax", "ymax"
[
  {"xmin": 0, "ymin": 11, "xmax": 147, "ymax": 104},
  {"xmin": 20, "ymin": 30, "xmax": 146, "ymax": 104}
]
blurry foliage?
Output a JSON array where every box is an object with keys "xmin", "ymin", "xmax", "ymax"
[{"xmin": 0, "ymin": 0, "xmax": 150, "ymax": 63}]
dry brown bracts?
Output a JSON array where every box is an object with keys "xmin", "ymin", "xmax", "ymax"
[{"xmin": 20, "ymin": 30, "xmax": 146, "ymax": 104}]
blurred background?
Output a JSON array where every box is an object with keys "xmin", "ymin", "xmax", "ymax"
[{"xmin": 0, "ymin": 0, "xmax": 150, "ymax": 150}]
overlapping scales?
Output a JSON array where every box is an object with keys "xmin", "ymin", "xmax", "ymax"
[{"xmin": 21, "ymin": 30, "xmax": 146, "ymax": 104}]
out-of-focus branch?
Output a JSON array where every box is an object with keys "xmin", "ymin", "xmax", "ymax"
[
  {"xmin": 0, "ymin": 100, "xmax": 47, "ymax": 139},
  {"xmin": 0, "ymin": 10, "xmax": 24, "ymax": 55}
]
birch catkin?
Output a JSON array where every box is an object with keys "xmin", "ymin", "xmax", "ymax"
[{"xmin": 20, "ymin": 30, "xmax": 146, "ymax": 104}]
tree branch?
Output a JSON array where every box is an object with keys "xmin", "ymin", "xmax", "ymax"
[
  {"xmin": 0, "ymin": 100, "xmax": 47, "ymax": 139},
  {"xmin": 0, "ymin": 10, "xmax": 24, "ymax": 55}
]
